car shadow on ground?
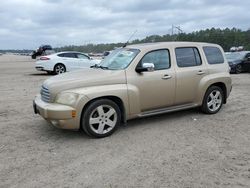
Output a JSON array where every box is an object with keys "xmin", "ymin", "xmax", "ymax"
[
  {"xmin": 120, "ymin": 108, "xmax": 200, "ymax": 129},
  {"xmin": 27, "ymin": 73, "xmax": 52, "ymax": 76},
  {"xmin": 35, "ymin": 108, "xmax": 201, "ymax": 140}
]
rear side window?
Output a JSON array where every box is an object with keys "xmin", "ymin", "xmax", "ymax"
[
  {"xmin": 58, "ymin": 53, "xmax": 76, "ymax": 58},
  {"xmin": 203, "ymin": 46, "xmax": 224, "ymax": 64},
  {"xmin": 140, "ymin": 49, "xmax": 170, "ymax": 70},
  {"xmin": 57, "ymin": 53, "xmax": 64, "ymax": 57},
  {"xmin": 175, "ymin": 47, "xmax": 202, "ymax": 67}
]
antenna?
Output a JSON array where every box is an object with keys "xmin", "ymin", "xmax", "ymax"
[
  {"xmin": 174, "ymin": 26, "xmax": 183, "ymax": 34},
  {"xmin": 123, "ymin": 30, "xmax": 138, "ymax": 48}
]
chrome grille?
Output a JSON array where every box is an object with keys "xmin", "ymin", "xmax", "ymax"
[{"xmin": 40, "ymin": 85, "xmax": 50, "ymax": 102}]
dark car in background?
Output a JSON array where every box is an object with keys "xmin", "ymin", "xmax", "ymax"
[
  {"xmin": 31, "ymin": 45, "xmax": 55, "ymax": 59},
  {"xmin": 225, "ymin": 51, "xmax": 250, "ymax": 73}
]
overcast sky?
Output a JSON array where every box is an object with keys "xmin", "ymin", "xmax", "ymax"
[{"xmin": 0, "ymin": 0, "xmax": 249, "ymax": 49}]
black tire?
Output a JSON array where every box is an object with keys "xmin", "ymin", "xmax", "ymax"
[
  {"xmin": 53, "ymin": 63, "xmax": 66, "ymax": 75},
  {"xmin": 31, "ymin": 54, "xmax": 36, "ymax": 59},
  {"xmin": 235, "ymin": 64, "xmax": 242, "ymax": 74},
  {"xmin": 81, "ymin": 99, "xmax": 121, "ymax": 138},
  {"xmin": 201, "ymin": 86, "xmax": 224, "ymax": 114}
]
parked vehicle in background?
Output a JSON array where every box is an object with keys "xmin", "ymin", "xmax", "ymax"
[
  {"xmin": 31, "ymin": 45, "xmax": 55, "ymax": 59},
  {"xmin": 225, "ymin": 51, "xmax": 250, "ymax": 73},
  {"xmin": 33, "ymin": 42, "xmax": 232, "ymax": 138},
  {"xmin": 35, "ymin": 51, "xmax": 101, "ymax": 74},
  {"xmin": 230, "ymin": 46, "xmax": 244, "ymax": 52},
  {"xmin": 103, "ymin": 51, "xmax": 112, "ymax": 57}
]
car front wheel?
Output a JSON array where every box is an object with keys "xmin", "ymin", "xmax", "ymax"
[
  {"xmin": 235, "ymin": 64, "xmax": 242, "ymax": 74},
  {"xmin": 201, "ymin": 86, "xmax": 224, "ymax": 114},
  {"xmin": 81, "ymin": 99, "xmax": 121, "ymax": 138}
]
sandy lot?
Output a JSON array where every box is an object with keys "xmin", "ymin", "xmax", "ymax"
[{"xmin": 0, "ymin": 54, "xmax": 250, "ymax": 187}]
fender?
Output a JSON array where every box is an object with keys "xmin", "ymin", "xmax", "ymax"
[
  {"xmin": 196, "ymin": 72, "xmax": 232, "ymax": 105},
  {"xmin": 70, "ymin": 84, "xmax": 130, "ymax": 125}
]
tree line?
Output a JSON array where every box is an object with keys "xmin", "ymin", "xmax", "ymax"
[
  {"xmin": 1, "ymin": 28, "xmax": 249, "ymax": 54},
  {"xmin": 55, "ymin": 28, "xmax": 250, "ymax": 53}
]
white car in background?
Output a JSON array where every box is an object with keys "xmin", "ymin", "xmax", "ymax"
[{"xmin": 35, "ymin": 51, "xmax": 101, "ymax": 74}]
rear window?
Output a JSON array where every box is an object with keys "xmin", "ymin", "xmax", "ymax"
[{"xmin": 203, "ymin": 46, "xmax": 224, "ymax": 64}]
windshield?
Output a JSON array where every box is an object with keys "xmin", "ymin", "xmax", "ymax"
[
  {"xmin": 225, "ymin": 52, "xmax": 245, "ymax": 61},
  {"xmin": 99, "ymin": 48, "xmax": 140, "ymax": 70}
]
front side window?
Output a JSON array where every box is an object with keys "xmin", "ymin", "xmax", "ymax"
[
  {"xmin": 203, "ymin": 46, "xmax": 224, "ymax": 64},
  {"xmin": 139, "ymin": 49, "xmax": 170, "ymax": 70},
  {"xmin": 99, "ymin": 48, "xmax": 140, "ymax": 70},
  {"xmin": 175, "ymin": 47, "xmax": 202, "ymax": 67},
  {"xmin": 76, "ymin": 53, "xmax": 89, "ymax": 59}
]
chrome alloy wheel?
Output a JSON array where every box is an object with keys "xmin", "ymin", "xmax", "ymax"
[
  {"xmin": 55, "ymin": 64, "xmax": 65, "ymax": 74},
  {"xmin": 207, "ymin": 90, "xmax": 222, "ymax": 112},
  {"xmin": 89, "ymin": 105, "xmax": 117, "ymax": 135}
]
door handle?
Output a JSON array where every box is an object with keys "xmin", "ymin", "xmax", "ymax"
[
  {"xmin": 197, "ymin": 70, "xmax": 205, "ymax": 75},
  {"xmin": 162, "ymin": 75, "xmax": 172, "ymax": 80}
]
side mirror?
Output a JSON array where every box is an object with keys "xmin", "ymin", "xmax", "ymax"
[{"xmin": 136, "ymin": 63, "xmax": 155, "ymax": 73}]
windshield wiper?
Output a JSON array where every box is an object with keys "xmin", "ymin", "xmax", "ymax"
[{"xmin": 90, "ymin": 64, "xmax": 109, "ymax": 70}]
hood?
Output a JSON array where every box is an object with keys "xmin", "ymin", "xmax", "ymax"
[
  {"xmin": 228, "ymin": 60, "xmax": 241, "ymax": 66},
  {"xmin": 43, "ymin": 68, "xmax": 126, "ymax": 101}
]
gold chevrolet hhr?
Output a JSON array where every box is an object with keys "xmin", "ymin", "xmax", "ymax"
[{"xmin": 33, "ymin": 42, "xmax": 232, "ymax": 138}]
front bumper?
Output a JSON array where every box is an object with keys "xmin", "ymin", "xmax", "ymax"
[{"xmin": 33, "ymin": 95, "xmax": 79, "ymax": 130}]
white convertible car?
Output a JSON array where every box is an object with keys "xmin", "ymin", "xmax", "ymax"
[{"xmin": 35, "ymin": 51, "xmax": 101, "ymax": 74}]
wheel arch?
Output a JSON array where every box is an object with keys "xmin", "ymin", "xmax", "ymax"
[
  {"xmin": 80, "ymin": 95, "xmax": 126, "ymax": 129},
  {"xmin": 204, "ymin": 82, "xmax": 227, "ymax": 104}
]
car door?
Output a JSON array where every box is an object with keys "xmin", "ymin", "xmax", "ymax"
[
  {"xmin": 60, "ymin": 53, "xmax": 78, "ymax": 71},
  {"xmin": 127, "ymin": 49, "xmax": 176, "ymax": 112},
  {"xmin": 174, "ymin": 47, "xmax": 208, "ymax": 105},
  {"xmin": 75, "ymin": 53, "xmax": 94, "ymax": 69}
]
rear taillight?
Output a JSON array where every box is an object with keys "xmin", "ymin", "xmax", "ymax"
[{"xmin": 40, "ymin": 56, "xmax": 50, "ymax": 60}]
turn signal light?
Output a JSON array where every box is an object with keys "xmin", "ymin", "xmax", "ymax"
[{"xmin": 72, "ymin": 110, "xmax": 76, "ymax": 118}]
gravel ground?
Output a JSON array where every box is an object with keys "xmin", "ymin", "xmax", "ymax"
[{"xmin": 0, "ymin": 55, "xmax": 250, "ymax": 188}]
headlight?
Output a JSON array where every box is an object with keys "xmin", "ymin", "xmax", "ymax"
[{"xmin": 55, "ymin": 92, "xmax": 79, "ymax": 106}]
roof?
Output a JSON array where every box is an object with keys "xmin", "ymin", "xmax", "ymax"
[
  {"xmin": 127, "ymin": 41, "xmax": 220, "ymax": 50},
  {"xmin": 57, "ymin": 51, "xmax": 89, "ymax": 55}
]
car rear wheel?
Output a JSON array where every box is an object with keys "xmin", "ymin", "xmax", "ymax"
[
  {"xmin": 235, "ymin": 64, "xmax": 242, "ymax": 74},
  {"xmin": 54, "ymin": 64, "xmax": 66, "ymax": 74},
  {"xmin": 201, "ymin": 86, "xmax": 224, "ymax": 114},
  {"xmin": 81, "ymin": 99, "xmax": 121, "ymax": 138}
]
